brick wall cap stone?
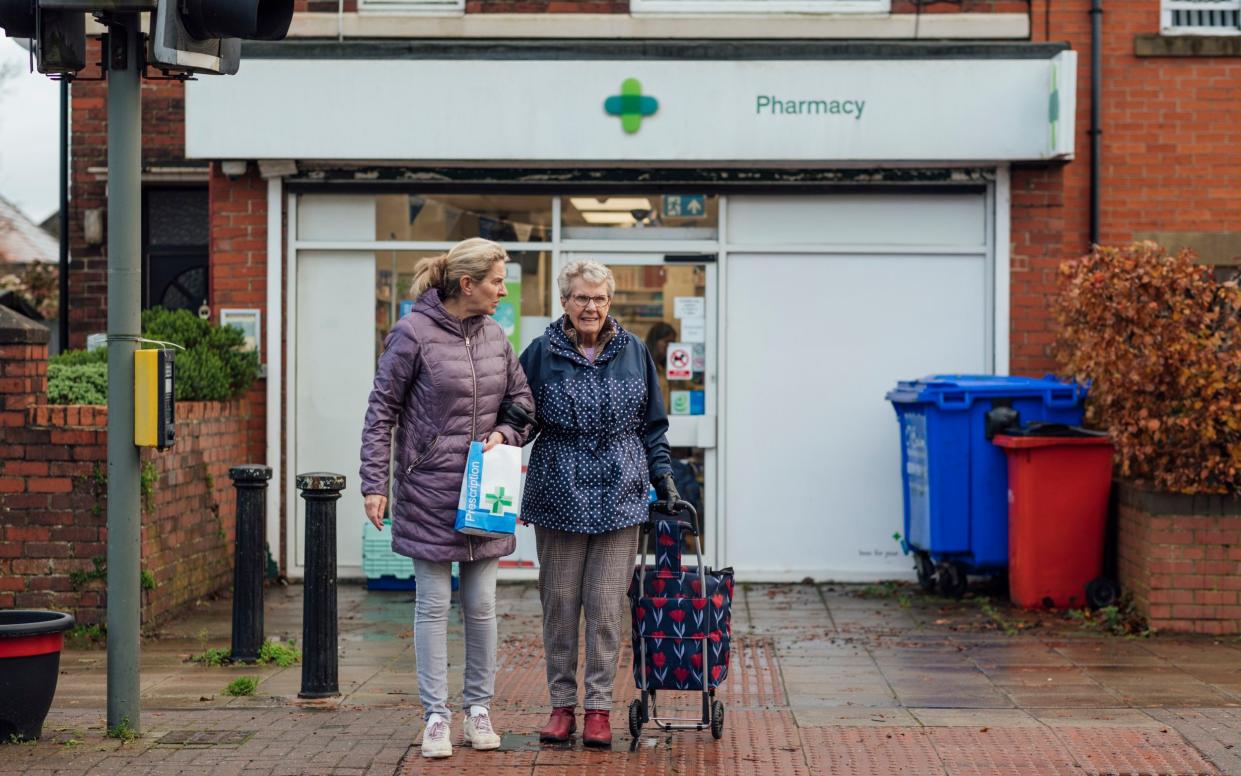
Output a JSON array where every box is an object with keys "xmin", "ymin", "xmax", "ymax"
[
  {"xmin": 1119, "ymin": 481, "xmax": 1241, "ymax": 517},
  {"xmin": 0, "ymin": 306, "xmax": 51, "ymax": 345}
]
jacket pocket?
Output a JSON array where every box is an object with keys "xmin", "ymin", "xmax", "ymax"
[{"xmin": 404, "ymin": 435, "xmax": 441, "ymax": 476}]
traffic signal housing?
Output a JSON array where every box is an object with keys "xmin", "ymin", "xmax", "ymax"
[
  {"xmin": 0, "ymin": 0, "xmax": 86, "ymax": 77},
  {"xmin": 151, "ymin": 0, "xmax": 292, "ymax": 76}
]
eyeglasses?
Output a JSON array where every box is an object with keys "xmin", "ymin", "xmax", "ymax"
[{"xmin": 567, "ymin": 294, "xmax": 611, "ymax": 309}]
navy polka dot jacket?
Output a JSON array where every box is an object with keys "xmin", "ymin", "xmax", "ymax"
[{"xmin": 519, "ymin": 316, "xmax": 673, "ymax": 535}]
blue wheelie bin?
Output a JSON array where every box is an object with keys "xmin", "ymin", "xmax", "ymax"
[{"xmin": 885, "ymin": 375, "xmax": 1087, "ymax": 598}]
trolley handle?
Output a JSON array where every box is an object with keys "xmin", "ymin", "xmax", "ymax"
[{"xmin": 646, "ymin": 500, "xmax": 700, "ymax": 537}]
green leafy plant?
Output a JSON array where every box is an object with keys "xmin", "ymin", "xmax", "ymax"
[
  {"xmin": 106, "ymin": 718, "xmax": 137, "ymax": 742},
  {"xmin": 258, "ymin": 639, "xmax": 301, "ymax": 668},
  {"xmin": 140, "ymin": 461, "xmax": 158, "ymax": 514},
  {"xmin": 46, "ymin": 362, "xmax": 107, "ymax": 404},
  {"xmin": 68, "ymin": 556, "xmax": 107, "ymax": 590},
  {"xmin": 140, "ymin": 569, "xmax": 157, "ymax": 591},
  {"xmin": 50, "ymin": 347, "xmax": 106, "ymax": 367},
  {"xmin": 142, "ymin": 307, "xmax": 260, "ymax": 401},
  {"xmin": 1054, "ymin": 242, "xmax": 1241, "ymax": 494},
  {"xmin": 64, "ymin": 623, "xmax": 106, "ymax": 649},
  {"xmin": 979, "ymin": 597, "xmax": 1019, "ymax": 637},
  {"xmin": 223, "ymin": 677, "xmax": 258, "ymax": 697},
  {"xmin": 46, "ymin": 307, "xmax": 261, "ymax": 405},
  {"xmin": 1066, "ymin": 598, "xmax": 1153, "ymax": 638},
  {"xmin": 191, "ymin": 647, "xmax": 232, "ymax": 667}
]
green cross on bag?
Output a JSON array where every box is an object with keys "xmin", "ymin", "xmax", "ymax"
[{"xmin": 485, "ymin": 486, "xmax": 512, "ymax": 515}]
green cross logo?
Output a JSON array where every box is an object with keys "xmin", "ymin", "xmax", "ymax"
[
  {"xmin": 484, "ymin": 486, "xmax": 512, "ymax": 515},
  {"xmin": 604, "ymin": 78, "xmax": 658, "ymax": 134}
]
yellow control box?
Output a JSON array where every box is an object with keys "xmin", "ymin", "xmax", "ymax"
[{"xmin": 134, "ymin": 349, "xmax": 176, "ymax": 449}]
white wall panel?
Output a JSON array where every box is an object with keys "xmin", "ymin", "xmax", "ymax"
[
  {"xmin": 724, "ymin": 250, "xmax": 987, "ymax": 580},
  {"xmin": 726, "ymin": 194, "xmax": 987, "ymax": 247}
]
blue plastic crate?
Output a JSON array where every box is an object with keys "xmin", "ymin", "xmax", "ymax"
[
  {"xmin": 362, "ymin": 519, "xmax": 458, "ymax": 591},
  {"xmin": 886, "ymin": 375, "xmax": 1087, "ymax": 573}
]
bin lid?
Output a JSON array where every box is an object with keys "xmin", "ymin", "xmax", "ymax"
[
  {"xmin": 993, "ymin": 423, "xmax": 1112, "ymax": 449},
  {"xmin": 885, "ymin": 374, "xmax": 1087, "ymax": 408}
]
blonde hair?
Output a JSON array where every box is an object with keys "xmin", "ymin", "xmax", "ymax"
[
  {"xmin": 409, "ymin": 237, "xmax": 509, "ymax": 300},
  {"xmin": 557, "ymin": 260, "xmax": 615, "ymax": 299}
]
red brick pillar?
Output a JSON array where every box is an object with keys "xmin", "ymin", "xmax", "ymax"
[{"xmin": 0, "ymin": 306, "xmax": 50, "ymax": 430}]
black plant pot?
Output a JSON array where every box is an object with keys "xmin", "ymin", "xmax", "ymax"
[{"xmin": 0, "ymin": 610, "xmax": 75, "ymax": 742}]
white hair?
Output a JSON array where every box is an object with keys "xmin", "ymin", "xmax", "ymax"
[{"xmin": 557, "ymin": 260, "xmax": 616, "ymax": 299}]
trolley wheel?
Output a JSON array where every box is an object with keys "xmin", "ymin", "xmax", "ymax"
[
  {"xmin": 938, "ymin": 561, "xmax": 968, "ymax": 599},
  {"xmin": 710, "ymin": 700, "xmax": 725, "ymax": 740},
  {"xmin": 1085, "ymin": 577, "xmax": 1119, "ymax": 609},
  {"xmin": 915, "ymin": 552, "xmax": 936, "ymax": 593},
  {"xmin": 628, "ymin": 699, "xmax": 643, "ymax": 738}
]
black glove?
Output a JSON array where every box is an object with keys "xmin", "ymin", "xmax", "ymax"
[
  {"xmin": 653, "ymin": 472, "xmax": 681, "ymax": 513},
  {"xmin": 497, "ymin": 401, "xmax": 538, "ymax": 436}
]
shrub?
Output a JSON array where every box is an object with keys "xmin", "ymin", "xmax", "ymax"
[
  {"xmin": 142, "ymin": 308, "xmax": 260, "ymax": 401},
  {"xmin": 46, "ymin": 362, "xmax": 107, "ymax": 404},
  {"xmin": 50, "ymin": 347, "xmax": 106, "ymax": 367},
  {"xmin": 1054, "ymin": 242, "xmax": 1241, "ymax": 494},
  {"xmin": 223, "ymin": 677, "xmax": 258, "ymax": 697},
  {"xmin": 45, "ymin": 308, "xmax": 260, "ymax": 404}
]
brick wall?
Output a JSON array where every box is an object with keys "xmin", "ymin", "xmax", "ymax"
[
  {"xmin": 0, "ymin": 315, "xmax": 251, "ymax": 626},
  {"xmin": 1006, "ymin": 0, "xmax": 1241, "ymax": 376},
  {"xmin": 209, "ymin": 165, "xmax": 270, "ymax": 464},
  {"xmin": 68, "ymin": 39, "xmax": 190, "ymax": 350},
  {"xmin": 1117, "ymin": 484, "xmax": 1241, "ymax": 635}
]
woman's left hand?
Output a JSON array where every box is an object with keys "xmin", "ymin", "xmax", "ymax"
[{"xmin": 483, "ymin": 431, "xmax": 505, "ymax": 452}]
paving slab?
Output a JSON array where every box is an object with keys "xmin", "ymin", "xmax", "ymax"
[{"xmin": 5, "ymin": 582, "xmax": 1239, "ymax": 774}]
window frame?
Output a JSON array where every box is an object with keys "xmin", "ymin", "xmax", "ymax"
[
  {"xmin": 1161, "ymin": 0, "xmax": 1241, "ymax": 36},
  {"xmin": 631, "ymin": 0, "xmax": 889, "ymax": 14},
  {"xmin": 356, "ymin": 0, "xmax": 464, "ymax": 15}
]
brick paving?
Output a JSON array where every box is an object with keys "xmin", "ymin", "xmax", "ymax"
[{"xmin": 3, "ymin": 583, "xmax": 1240, "ymax": 774}]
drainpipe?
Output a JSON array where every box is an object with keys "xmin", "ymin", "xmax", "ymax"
[
  {"xmin": 1089, "ymin": 0, "xmax": 1103, "ymax": 247},
  {"xmin": 58, "ymin": 78, "xmax": 69, "ymax": 353}
]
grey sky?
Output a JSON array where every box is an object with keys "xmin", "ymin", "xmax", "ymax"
[{"xmin": 0, "ymin": 37, "xmax": 60, "ymax": 224}]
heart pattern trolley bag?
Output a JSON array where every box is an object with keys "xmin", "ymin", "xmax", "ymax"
[{"xmin": 628, "ymin": 519, "xmax": 734, "ymax": 691}]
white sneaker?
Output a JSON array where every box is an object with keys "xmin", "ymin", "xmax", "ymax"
[
  {"xmin": 420, "ymin": 713, "xmax": 453, "ymax": 759},
  {"xmin": 464, "ymin": 705, "xmax": 502, "ymax": 751}
]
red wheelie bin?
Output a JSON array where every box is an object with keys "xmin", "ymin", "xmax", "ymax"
[{"xmin": 993, "ymin": 425, "xmax": 1118, "ymax": 609}]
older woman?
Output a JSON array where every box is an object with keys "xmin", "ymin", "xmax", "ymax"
[
  {"xmin": 360, "ymin": 237, "xmax": 534, "ymax": 759},
  {"xmin": 517, "ymin": 260, "xmax": 680, "ymax": 749}
]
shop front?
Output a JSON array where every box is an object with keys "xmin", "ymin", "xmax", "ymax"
[{"xmin": 186, "ymin": 42, "xmax": 1076, "ymax": 582}]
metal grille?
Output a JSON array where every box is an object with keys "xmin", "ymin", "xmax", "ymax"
[{"xmin": 1163, "ymin": 0, "xmax": 1241, "ymax": 34}]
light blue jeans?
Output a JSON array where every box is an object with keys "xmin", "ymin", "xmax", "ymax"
[{"xmin": 412, "ymin": 557, "xmax": 499, "ymax": 721}]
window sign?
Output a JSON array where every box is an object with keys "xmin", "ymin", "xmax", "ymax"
[
  {"xmin": 667, "ymin": 342, "xmax": 693, "ymax": 380},
  {"xmin": 674, "ymin": 296, "xmax": 705, "ymax": 319},
  {"xmin": 220, "ymin": 308, "xmax": 261, "ymax": 357}
]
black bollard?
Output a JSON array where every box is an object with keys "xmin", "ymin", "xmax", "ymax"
[
  {"xmin": 228, "ymin": 464, "xmax": 272, "ymax": 663},
  {"xmin": 296, "ymin": 472, "xmax": 344, "ymax": 699}
]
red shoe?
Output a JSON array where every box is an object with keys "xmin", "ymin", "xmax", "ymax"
[
  {"xmin": 538, "ymin": 706, "xmax": 576, "ymax": 743},
  {"xmin": 583, "ymin": 710, "xmax": 612, "ymax": 749}
]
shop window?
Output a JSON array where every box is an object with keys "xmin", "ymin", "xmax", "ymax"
[
  {"xmin": 143, "ymin": 187, "xmax": 208, "ymax": 313},
  {"xmin": 375, "ymin": 195, "xmax": 552, "ymax": 244},
  {"xmin": 373, "ymin": 249, "xmax": 552, "ymax": 361},
  {"xmin": 357, "ymin": 0, "xmax": 463, "ymax": 14},
  {"xmin": 1162, "ymin": 0, "xmax": 1241, "ymax": 34},
  {"xmin": 561, "ymin": 194, "xmax": 718, "ymax": 240},
  {"xmin": 631, "ymin": 0, "xmax": 889, "ymax": 14}
]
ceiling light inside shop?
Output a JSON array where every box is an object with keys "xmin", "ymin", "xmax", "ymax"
[
  {"xmin": 569, "ymin": 197, "xmax": 652, "ymax": 212},
  {"xmin": 580, "ymin": 211, "xmax": 637, "ymax": 225}
]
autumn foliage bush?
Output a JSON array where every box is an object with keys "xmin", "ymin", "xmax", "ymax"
[{"xmin": 1054, "ymin": 242, "xmax": 1241, "ymax": 495}]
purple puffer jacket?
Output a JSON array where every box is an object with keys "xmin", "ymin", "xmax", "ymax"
[{"xmin": 359, "ymin": 289, "xmax": 534, "ymax": 562}]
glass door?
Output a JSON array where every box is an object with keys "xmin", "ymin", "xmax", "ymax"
[{"xmin": 558, "ymin": 251, "xmax": 718, "ymax": 561}]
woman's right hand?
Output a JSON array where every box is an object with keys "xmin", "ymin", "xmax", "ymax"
[{"xmin": 364, "ymin": 494, "xmax": 388, "ymax": 531}]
